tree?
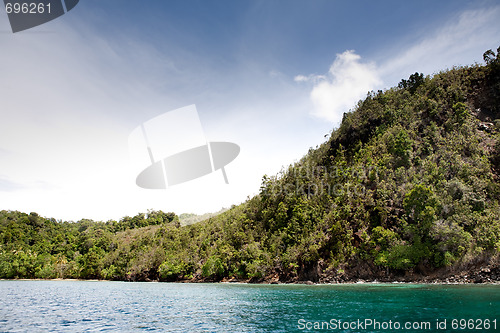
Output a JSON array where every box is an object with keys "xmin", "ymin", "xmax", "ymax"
[
  {"xmin": 78, "ymin": 246, "xmax": 105, "ymax": 279},
  {"xmin": 389, "ymin": 129, "xmax": 412, "ymax": 166},
  {"xmin": 403, "ymin": 185, "xmax": 438, "ymax": 238},
  {"xmin": 452, "ymin": 102, "xmax": 468, "ymax": 125},
  {"xmin": 398, "ymin": 72, "xmax": 424, "ymax": 94},
  {"xmin": 483, "ymin": 47, "xmax": 500, "ymax": 65}
]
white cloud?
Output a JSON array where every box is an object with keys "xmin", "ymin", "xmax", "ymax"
[
  {"xmin": 293, "ymin": 74, "xmax": 309, "ymax": 82},
  {"xmin": 298, "ymin": 5, "xmax": 500, "ymax": 126},
  {"xmin": 293, "ymin": 74, "xmax": 326, "ymax": 83},
  {"xmin": 299, "ymin": 50, "xmax": 381, "ymax": 124},
  {"xmin": 379, "ymin": 6, "xmax": 500, "ymax": 86}
]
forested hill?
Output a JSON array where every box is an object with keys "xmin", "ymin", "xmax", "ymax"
[{"xmin": 1, "ymin": 47, "xmax": 500, "ymax": 283}]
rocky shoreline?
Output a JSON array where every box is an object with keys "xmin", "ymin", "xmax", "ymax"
[
  {"xmin": 192, "ymin": 264, "xmax": 500, "ymax": 285},
  {"xmin": 4, "ymin": 264, "xmax": 499, "ymax": 285}
]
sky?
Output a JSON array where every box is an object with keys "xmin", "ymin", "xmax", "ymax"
[{"xmin": 0, "ymin": 0, "xmax": 499, "ymax": 221}]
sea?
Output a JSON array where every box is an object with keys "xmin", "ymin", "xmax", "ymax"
[{"xmin": 0, "ymin": 280, "xmax": 499, "ymax": 332}]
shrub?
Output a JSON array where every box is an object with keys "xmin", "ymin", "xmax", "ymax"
[{"xmin": 201, "ymin": 255, "xmax": 226, "ymax": 279}]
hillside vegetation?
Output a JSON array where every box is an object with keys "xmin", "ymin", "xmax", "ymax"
[{"xmin": 1, "ymin": 47, "xmax": 500, "ymax": 282}]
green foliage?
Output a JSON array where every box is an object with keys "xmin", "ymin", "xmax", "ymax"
[
  {"xmin": 78, "ymin": 246, "xmax": 105, "ymax": 279},
  {"xmin": 201, "ymin": 255, "xmax": 226, "ymax": 279},
  {"xmin": 371, "ymin": 226, "xmax": 398, "ymax": 249},
  {"xmin": 452, "ymin": 102, "xmax": 469, "ymax": 125},
  {"xmin": 388, "ymin": 128, "xmax": 412, "ymax": 166},
  {"xmin": 158, "ymin": 258, "xmax": 184, "ymax": 281},
  {"xmin": 385, "ymin": 242, "xmax": 431, "ymax": 270},
  {"xmin": 1, "ymin": 47, "xmax": 500, "ymax": 282},
  {"xmin": 430, "ymin": 220, "xmax": 471, "ymax": 266},
  {"xmin": 483, "ymin": 47, "xmax": 500, "ymax": 65},
  {"xmin": 398, "ymin": 72, "xmax": 425, "ymax": 94},
  {"xmin": 403, "ymin": 185, "xmax": 438, "ymax": 236}
]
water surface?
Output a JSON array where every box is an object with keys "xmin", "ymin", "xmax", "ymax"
[{"xmin": 0, "ymin": 281, "xmax": 499, "ymax": 332}]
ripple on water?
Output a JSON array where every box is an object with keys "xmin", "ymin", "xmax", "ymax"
[{"xmin": 0, "ymin": 281, "xmax": 499, "ymax": 332}]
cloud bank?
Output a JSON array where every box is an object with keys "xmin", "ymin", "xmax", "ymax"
[{"xmin": 296, "ymin": 50, "xmax": 381, "ymax": 124}]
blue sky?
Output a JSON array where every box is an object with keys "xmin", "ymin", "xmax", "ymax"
[{"xmin": 0, "ymin": 0, "xmax": 499, "ymax": 221}]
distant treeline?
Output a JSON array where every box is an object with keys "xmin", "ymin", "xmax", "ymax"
[
  {"xmin": 1, "ymin": 47, "xmax": 500, "ymax": 282},
  {"xmin": 0, "ymin": 210, "xmax": 179, "ymax": 280}
]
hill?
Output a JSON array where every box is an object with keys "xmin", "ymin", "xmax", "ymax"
[{"xmin": 1, "ymin": 47, "xmax": 500, "ymax": 283}]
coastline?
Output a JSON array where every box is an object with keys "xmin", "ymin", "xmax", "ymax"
[
  {"xmin": 2, "ymin": 278, "xmax": 499, "ymax": 285},
  {"xmin": 2, "ymin": 260, "xmax": 499, "ymax": 285},
  {"xmin": 3, "ymin": 274, "xmax": 500, "ymax": 285}
]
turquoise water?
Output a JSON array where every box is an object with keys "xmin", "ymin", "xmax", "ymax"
[{"xmin": 0, "ymin": 281, "xmax": 499, "ymax": 332}]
